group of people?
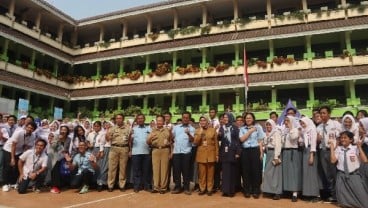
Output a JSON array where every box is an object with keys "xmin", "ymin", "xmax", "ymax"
[{"xmin": 0, "ymin": 106, "xmax": 367, "ymax": 208}]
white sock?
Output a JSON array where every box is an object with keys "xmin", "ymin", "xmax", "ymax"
[{"xmin": 292, "ymin": 192, "xmax": 297, "ymax": 197}]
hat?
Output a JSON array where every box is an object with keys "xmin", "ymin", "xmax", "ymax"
[{"xmin": 20, "ymin": 115, "xmax": 27, "ymax": 119}]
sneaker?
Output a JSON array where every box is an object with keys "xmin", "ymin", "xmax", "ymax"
[
  {"xmin": 2, "ymin": 184, "xmax": 10, "ymax": 192},
  {"xmin": 32, "ymin": 187, "xmax": 41, "ymax": 193},
  {"xmin": 50, "ymin": 186, "xmax": 60, "ymax": 194},
  {"xmin": 79, "ymin": 185, "xmax": 89, "ymax": 194},
  {"xmin": 11, "ymin": 184, "xmax": 18, "ymax": 190}
]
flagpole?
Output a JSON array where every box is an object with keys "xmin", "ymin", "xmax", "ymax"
[{"xmin": 243, "ymin": 43, "xmax": 248, "ymax": 112}]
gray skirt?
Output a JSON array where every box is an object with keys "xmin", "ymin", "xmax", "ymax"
[
  {"xmin": 302, "ymin": 147, "xmax": 320, "ymax": 196},
  {"xmin": 97, "ymin": 147, "xmax": 110, "ymax": 185},
  {"xmin": 282, "ymin": 149, "xmax": 302, "ymax": 192},
  {"xmin": 262, "ymin": 149, "xmax": 282, "ymax": 194},
  {"xmin": 336, "ymin": 170, "xmax": 368, "ymax": 208}
]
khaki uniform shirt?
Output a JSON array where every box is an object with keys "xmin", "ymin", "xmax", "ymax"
[
  {"xmin": 108, "ymin": 124, "xmax": 131, "ymax": 146},
  {"xmin": 149, "ymin": 127, "xmax": 171, "ymax": 148},
  {"xmin": 193, "ymin": 127, "xmax": 219, "ymax": 163}
]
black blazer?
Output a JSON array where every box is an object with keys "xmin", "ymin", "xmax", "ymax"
[{"xmin": 219, "ymin": 124, "xmax": 241, "ymax": 163}]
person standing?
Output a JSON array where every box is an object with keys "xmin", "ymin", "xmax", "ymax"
[
  {"xmin": 219, "ymin": 113, "xmax": 241, "ymax": 197},
  {"xmin": 300, "ymin": 117, "xmax": 321, "ymax": 202},
  {"xmin": 330, "ymin": 131, "xmax": 368, "ymax": 208},
  {"xmin": 130, "ymin": 114, "xmax": 152, "ymax": 192},
  {"xmin": 106, "ymin": 114, "xmax": 131, "ymax": 192},
  {"xmin": 262, "ymin": 119, "xmax": 283, "ymax": 200},
  {"xmin": 193, "ymin": 116, "xmax": 218, "ymax": 196},
  {"xmin": 147, "ymin": 115, "xmax": 172, "ymax": 194},
  {"xmin": 2, "ymin": 122, "xmax": 37, "ymax": 192},
  {"xmin": 17, "ymin": 139, "xmax": 48, "ymax": 194},
  {"xmin": 239, "ymin": 112, "xmax": 265, "ymax": 199},
  {"xmin": 317, "ymin": 106, "xmax": 341, "ymax": 202},
  {"xmin": 282, "ymin": 116, "xmax": 302, "ymax": 202},
  {"xmin": 171, "ymin": 111, "xmax": 195, "ymax": 195},
  {"xmin": 0, "ymin": 115, "xmax": 17, "ymax": 184}
]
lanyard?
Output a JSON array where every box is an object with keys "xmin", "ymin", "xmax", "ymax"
[{"xmin": 32, "ymin": 152, "xmax": 41, "ymax": 171}]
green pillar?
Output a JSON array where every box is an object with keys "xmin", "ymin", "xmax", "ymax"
[
  {"xmin": 271, "ymin": 88, "xmax": 277, "ymax": 110},
  {"xmin": 345, "ymin": 31, "xmax": 355, "ymax": 55},
  {"xmin": 349, "ymin": 80, "xmax": 356, "ymax": 100},
  {"xmin": 304, "ymin": 35, "xmax": 315, "ymax": 61},
  {"xmin": 93, "ymin": 99, "xmax": 99, "ymax": 118},
  {"xmin": 30, "ymin": 50, "xmax": 36, "ymax": 70},
  {"xmin": 144, "ymin": 55, "xmax": 151, "ymax": 75},
  {"xmin": 53, "ymin": 61, "xmax": 59, "ymax": 77},
  {"xmin": 200, "ymin": 48, "xmax": 209, "ymax": 70},
  {"xmin": 142, "ymin": 96, "xmax": 149, "ymax": 114},
  {"xmin": 93, "ymin": 62, "xmax": 101, "ymax": 80},
  {"xmin": 267, "ymin": 40, "xmax": 274, "ymax": 62},
  {"xmin": 172, "ymin": 51, "xmax": 177, "ymax": 72},
  {"xmin": 1, "ymin": 39, "xmax": 9, "ymax": 61},
  {"xmin": 308, "ymin": 83, "xmax": 315, "ymax": 101},
  {"xmin": 235, "ymin": 92, "xmax": 240, "ymax": 114},
  {"xmin": 117, "ymin": 97, "xmax": 122, "ymax": 110},
  {"xmin": 171, "ymin": 93, "xmax": 177, "ymax": 109},
  {"xmin": 119, "ymin": 59, "xmax": 125, "ymax": 76},
  {"xmin": 232, "ymin": 44, "xmax": 241, "ymax": 67}
]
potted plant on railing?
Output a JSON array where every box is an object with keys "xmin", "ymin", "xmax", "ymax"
[
  {"xmin": 102, "ymin": 73, "xmax": 117, "ymax": 82},
  {"xmin": 154, "ymin": 62, "xmax": 171, "ymax": 76},
  {"xmin": 176, "ymin": 65, "xmax": 200, "ymax": 75},
  {"xmin": 215, "ymin": 63, "xmax": 230, "ymax": 72},
  {"xmin": 207, "ymin": 66, "xmax": 215, "ymax": 73},
  {"xmin": 127, "ymin": 70, "xmax": 142, "ymax": 80},
  {"xmin": 148, "ymin": 33, "xmax": 159, "ymax": 41},
  {"xmin": 256, "ymin": 60, "xmax": 267, "ymax": 69}
]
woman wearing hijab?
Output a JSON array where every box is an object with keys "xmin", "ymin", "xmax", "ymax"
[
  {"xmin": 330, "ymin": 131, "xmax": 368, "ymax": 208},
  {"xmin": 239, "ymin": 112, "xmax": 265, "ymax": 199},
  {"xmin": 341, "ymin": 114, "xmax": 359, "ymax": 144},
  {"xmin": 261, "ymin": 119, "xmax": 282, "ymax": 200},
  {"xmin": 218, "ymin": 113, "xmax": 241, "ymax": 197},
  {"xmin": 300, "ymin": 117, "xmax": 321, "ymax": 202},
  {"xmin": 359, "ymin": 118, "xmax": 368, "ymax": 156},
  {"xmin": 282, "ymin": 116, "xmax": 302, "ymax": 202}
]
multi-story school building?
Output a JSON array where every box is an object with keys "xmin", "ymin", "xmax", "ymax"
[{"xmin": 0, "ymin": 0, "xmax": 368, "ymax": 120}]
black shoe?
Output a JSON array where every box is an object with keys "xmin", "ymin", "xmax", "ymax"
[
  {"xmin": 151, "ymin": 189, "xmax": 159, "ymax": 193},
  {"xmin": 159, "ymin": 190, "xmax": 166, "ymax": 194},
  {"xmin": 97, "ymin": 185, "xmax": 103, "ymax": 192},
  {"xmin": 310, "ymin": 197, "xmax": 321, "ymax": 203},
  {"xmin": 292, "ymin": 196, "xmax": 298, "ymax": 202},
  {"xmin": 184, "ymin": 190, "xmax": 192, "ymax": 195},
  {"xmin": 273, "ymin": 194, "xmax": 281, "ymax": 200},
  {"xmin": 171, "ymin": 189, "xmax": 182, "ymax": 194},
  {"xmin": 120, "ymin": 187, "xmax": 126, "ymax": 192},
  {"xmin": 207, "ymin": 191, "xmax": 213, "ymax": 196},
  {"xmin": 243, "ymin": 193, "xmax": 251, "ymax": 198},
  {"xmin": 108, "ymin": 188, "xmax": 113, "ymax": 192},
  {"xmin": 198, "ymin": 191, "xmax": 206, "ymax": 195},
  {"xmin": 253, "ymin": 194, "xmax": 260, "ymax": 199},
  {"xmin": 327, "ymin": 197, "xmax": 337, "ymax": 203}
]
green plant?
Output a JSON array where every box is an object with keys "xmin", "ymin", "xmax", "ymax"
[
  {"xmin": 235, "ymin": 18, "xmax": 251, "ymax": 26},
  {"xmin": 167, "ymin": 29, "xmax": 179, "ymax": 39},
  {"xmin": 148, "ymin": 33, "xmax": 159, "ymax": 41},
  {"xmin": 124, "ymin": 105, "xmax": 142, "ymax": 116},
  {"xmin": 179, "ymin": 26, "xmax": 199, "ymax": 35},
  {"xmin": 99, "ymin": 41, "xmax": 110, "ymax": 48},
  {"xmin": 149, "ymin": 106, "xmax": 162, "ymax": 115},
  {"xmin": 200, "ymin": 25, "xmax": 211, "ymax": 35},
  {"xmin": 223, "ymin": 20, "xmax": 231, "ymax": 28},
  {"xmin": 290, "ymin": 11, "xmax": 305, "ymax": 20}
]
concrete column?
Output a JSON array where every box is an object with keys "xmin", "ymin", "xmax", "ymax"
[
  {"xmin": 305, "ymin": 35, "xmax": 313, "ymax": 61},
  {"xmin": 8, "ymin": 0, "xmax": 15, "ymax": 16},
  {"xmin": 49, "ymin": 97, "xmax": 55, "ymax": 114},
  {"xmin": 53, "ymin": 60, "xmax": 59, "ymax": 77},
  {"xmin": 235, "ymin": 92, "xmax": 240, "ymax": 113},
  {"xmin": 172, "ymin": 51, "xmax": 177, "ymax": 72},
  {"xmin": 302, "ymin": 0, "xmax": 308, "ymax": 11},
  {"xmin": 145, "ymin": 55, "xmax": 150, "ymax": 70},
  {"xmin": 94, "ymin": 99, "xmax": 99, "ymax": 112},
  {"xmin": 341, "ymin": 0, "xmax": 347, "ymax": 8},
  {"xmin": 146, "ymin": 15, "xmax": 152, "ymax": 34},
  {"xmin": 171, "ymin": 93, "xmax": 177, "ymax": 109},
  {"xmin": 2, "ymin": 39, "xmax": 9, "ymax": 57},
  {"xmin": 233, "ymin": 44, "xmax": 240, "ymax": 67},
  {"xmin": 30, "ymin": 50, "xmax": 36, "ymax": 70},
  {"xmin": 266, "ymin": 0, "xmax": 272, "ymax": 21},
  {"xmin": 119, "ymin": 58, "xmax": 124, "ymax": 75},
  {"xmin": 26, "ymin": 91, "xmax": 31, "ymax": 101},
  {"xmin": 96, "ymin": 62, "xmax": 101, "ymax": 77},
  {"xmin": 202, "ymin": 91, "xmax": 207, "ymax": 106},
  {"xmin": 57, "ymin": 24, "xmax": 64, "ymax": 42},
  {"xmin": 233, "ymin": 0, "xmax": 239, "ymax": 20},
  {"xmin": 99, "ymin": 25, "xmax": 105, "ymax": 42},
  {"xmin": 268, "ymin": 39, "xmax": 274, "ymax": 61},
  {"xmin": 201, "ymin": 4, "xmax": 207, "ymax": 25},
  {"xmin": 200, "ymin": 48, "xmax": 208, "ymax": 70},
  {"xmin": 348, "ymin": 80, "xmax": 356, "ymax": 100},
  {"xmin": 71, "ymin": 27, "xmax": 78, "ymax": 46},
  {"xmin": 173, "ymin": 9, "xmax": 179, "ymax": 29},
  {"xmin": 122, "ymin": 20, "xmax": 128, "ymax": 39},
  {"xmin": 35, "ymin": 13, "xmax": 42, "ymax": 31},
  {"xmin": 345, "ymin": 31, "xmax": 352, "ymax": 51},
  {"xmin": 271, "ymin": 88, "xmax": 277, "ymax": 104},
  {"xmin": 117, "ymin": 97, "xmax": 122, "ymax": 110},
  {"xmin": 308, "ymin": 82, "xmax": 315, "ymax": 101},
  {"xmin": 143, "ymin": 96, "xmax": 148, "ymax": 114}
]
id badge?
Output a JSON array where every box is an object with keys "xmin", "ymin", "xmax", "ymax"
[
  {"xmin": 225, "ymin": 146, "xmax": 228, "ymax": 153},
  {"xmin": 203, "ymin": 141, "xmax": 207, "ymax": 146}
]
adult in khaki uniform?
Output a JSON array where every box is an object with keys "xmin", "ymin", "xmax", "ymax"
[
  {"xmin": 106, "ymin": 114, "xmax": 131, "ymax": 192},
  {"xmin": 193, "ymin": 116, "xmax": 218, "ymax": 196},
  {"xmin": 147, "ymin": 115, "xmax": 172, "ymax": 194}
]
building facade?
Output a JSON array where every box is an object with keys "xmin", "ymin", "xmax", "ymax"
[{"xmin": 0, "ymin": 0, "xmax": 368, "ymax": 120}]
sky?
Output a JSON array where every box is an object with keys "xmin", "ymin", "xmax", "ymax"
[{"xmin": 45, "ymin": 0, "xmax": 165, "ymax": 20}]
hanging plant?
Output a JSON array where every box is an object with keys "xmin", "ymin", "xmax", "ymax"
[
  {"xmin": 215, "ymin": 63, "xmax": 230, "ymax": 72},
  {"xmin": 154, "ymin": 62, "xmax": 171, "ymax": 76},
  {"xmin": 127, "ymin": 70, "xmax": 141, "ymax": 80}
]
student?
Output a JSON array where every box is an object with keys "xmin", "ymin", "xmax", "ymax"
[
  {"xmin": 330, "ymin": 131, "xmax": 368, "ymax": 208},
  {"xmin": 17, "ymin": 139, "xmax": 48, "ymax": 194}
]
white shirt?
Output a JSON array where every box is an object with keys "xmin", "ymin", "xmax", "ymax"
[
  {"xmin": 282, "ymin": 128, "xmax": 299, "ymax": 148},
  {"xmin": 334, "ymin": 144, "xmax": 360, "ymax": 173},
  {"xmin": 317, "ymin": 119, "xmax": 341, "ymax": 149},
  {"xmin": 86, "ymin": 130, "xmax": 106, "ymax": 151},
  {"xmin": 264, "ymin": 130, "xmax": 282, "ymax": 159},
  {"xmin": 0, "ymin": 127, "xmax": 10, "ymax": 145},
  {"xmin": 19, "ymin": 149, "xmax": 48, "ymax": 179},
  {"xmin": 3, "ymin": 129, "xmax": 36, "ymax": 155}
]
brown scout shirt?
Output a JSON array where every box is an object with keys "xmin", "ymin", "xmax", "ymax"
[
  {"xmin": 193, "ymin": 127, "xmax": 219, "ymax": 163},
  {"xmin": 149, "ymin": 127, "xmax": 171, "ymax": 149},
  {"xmin": 108, "ymin": 124, "xmax": 131, "ymax": 146}
]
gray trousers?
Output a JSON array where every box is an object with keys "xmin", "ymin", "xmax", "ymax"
[{"xmin": 318, "ymin": 149, "xmax": 336, "ymax": 198}]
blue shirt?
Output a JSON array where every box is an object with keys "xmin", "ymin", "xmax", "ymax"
[
  {"xmin": 132, "ymin": 125, "xmax": 151, "ymax": 155},
  {"xmin": 172, "ymin": 124, "xmax": 195, "ymax": 154},
  {"xmin": 73, "ymin": 151, "xmax": 95, "ymax": 174},
  {"xmin": 239, "ymin": 124, "xmax": 265, "ymax": 148}
]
